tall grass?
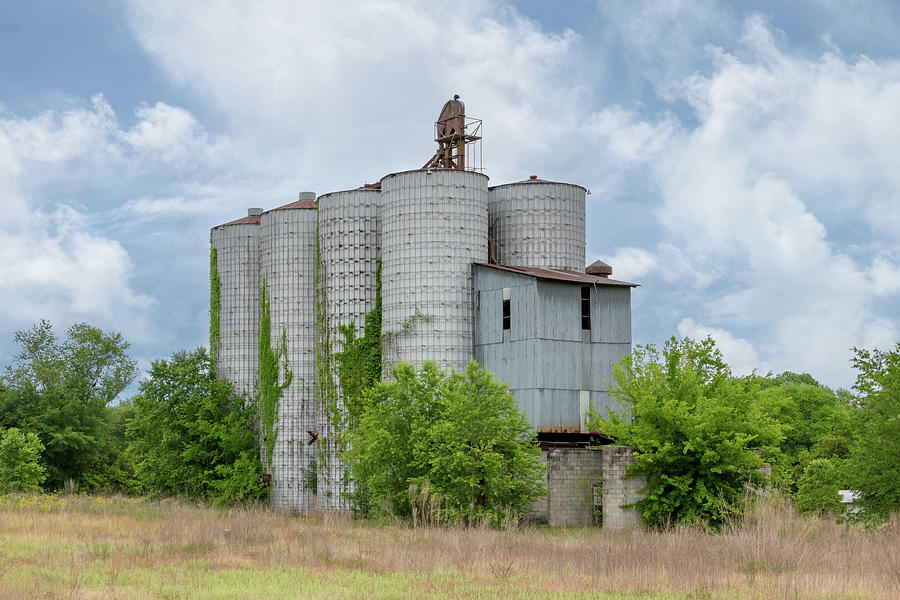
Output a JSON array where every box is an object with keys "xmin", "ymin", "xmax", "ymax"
[{"xmin": 0, "ymin": 493, "xmax": 895, "ymax": 599}]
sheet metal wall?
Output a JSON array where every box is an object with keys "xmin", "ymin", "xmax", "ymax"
[
  {"xmin": 210, "ymin": 222, "xmax": 259, "ymax": 400},
  {"xmin": 259, "ymin": 205, "xmax": 318, "ymax": 510},
  {"xmin": 316, "ymin": 188, "xmax": 382, "ymax": 511},
  {"xmin": 488, "ymin": 181, "xmax": 586, "ymax": 271},
  {"xmin": 473, "ymin": 266, "xmax": 631, "ymax": 433},
  {"xmin": 381, "ymin": 169, "xmax": 488, "ymax": 373}
]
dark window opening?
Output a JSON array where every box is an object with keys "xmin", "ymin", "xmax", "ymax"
[
  {"xmin": 502, "ymin": 298, "xmax": 511, "ymax": 330},
  {"xmin": 581, "ymin": 285, "xmax": 591, "ymax": 330}
]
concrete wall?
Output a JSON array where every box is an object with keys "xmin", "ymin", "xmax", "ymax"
[
  {"xmin": 601, "ymin": 445, "xmax": 645, "ymax": 530},
  {"xmin": 528, "ymin": 451, "xmax": 549, "ymax": 524},
  {"xmin": 546, "ymin": 448, "xmax": 603, "ymax": 526}
]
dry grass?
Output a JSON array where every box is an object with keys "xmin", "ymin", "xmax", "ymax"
[{"xmin": 0, "ymin": 493, "xmax": 896, "ymax": 599}]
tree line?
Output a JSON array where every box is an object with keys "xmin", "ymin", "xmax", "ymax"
[{"xmin": 1, "ymin": 319, "xmax": 897, "ymax": 526}]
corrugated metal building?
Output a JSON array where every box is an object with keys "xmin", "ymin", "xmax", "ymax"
[{"xmin": 473, "ymin": 263, "xmax": 635, "ymax": 438}]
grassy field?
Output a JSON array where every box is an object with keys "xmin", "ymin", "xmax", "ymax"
[{"xmin": 0, "ymin": 494, "xmax": 896, "ymax": 599}]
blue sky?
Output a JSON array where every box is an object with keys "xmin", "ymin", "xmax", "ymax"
[{"xmin": 2, "ymin": 0, "xmax": 899, "ymax": 391}]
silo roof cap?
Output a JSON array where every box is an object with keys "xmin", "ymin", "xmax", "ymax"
[
  {"xmin": 489, "ymin": 176, "xmax": 586, "ymax": 192},
  {"xmin": 586, "ymin": 259, "xmax": 613, "ymax": 277},
  {"xmin": 269, "ymin": 191, "xmax": 318, "ymax": 211},
  {"xmin": 212, "ymin": 214, "xmax": 261, "ymax": 228},
  {"xmin": 269, "ymin": 199, "xmax": 317, "ymax": 210}
]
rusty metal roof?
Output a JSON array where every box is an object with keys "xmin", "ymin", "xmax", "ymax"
[
  {"xmin": 268, "ymin": 198, "xmax": 317, "ymax": 211},
  {"xmin": 213, "ymin": 214, "xmax": 260, "ymax": 228},
  {"xmin": 474, "ymin": 262, "xmax": 637, "ymax": 287},
  {"xmin": 586, "ymin": 259, "xmax": 613, "ymax": 276}
]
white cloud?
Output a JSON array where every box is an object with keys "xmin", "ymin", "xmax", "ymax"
[
  {"xmin": 588, "ymin": 106, "xmax": 679, "ymax": 163},
  {"xmin": 122, "ymin": 102, "xmax": 230, "ymax": 164},
  {"xmin": 599, "ymin": 246, "xmax": 658, "ymax": 279},
  {"xmin": 867, "ymin": 257, "xmax": 900, "ymax": 295},
  {"xmin": 0, "ymin": 94, "xmax": 228, "ymax": 344},
  {"xmin": 646, "ymin": 16, "xmax": 900, "ymax": 387},
  {"xmin": 677, "ymin": 317, "xmax": 768, "ymax": 376},
  {"xmin": 122, "ymin": 0, "xmax": 583, "ymax": 184}
]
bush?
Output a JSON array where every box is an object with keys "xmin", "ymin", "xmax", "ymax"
[
  {"xmin": 0, "ymin": 427, "xmax": 47, "ymax": 493},
  {"xmin": 127, "ymin": 347, "xmax": 266, "ymax": 504},
  {"xmin": 794, "ymin": 458, "xmax": 845, "ymax": 515},
  {"xmin": 587, "ymin": 337, "xmax": 782, "ymax": 528},
  {"xmin": 345, "ymin": 360, "xmax": 545, "ymax": 525},
  {"xmin": 846, "ymin": 344, "xmax": 900, "ymax": 522}
]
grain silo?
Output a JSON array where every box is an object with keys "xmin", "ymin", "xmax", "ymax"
[
  {"xmin": 381, "ymin": 169, "xmax": 488, "ymax": 373},
  {"xmin": 259, "ymin": 193, "xmax": 318, "ymax": 510},
  {"xmin": 489, "ymin": 177, "xmax": 586, "ymax": 271},
  {"xmin": 315, "ymin": 186, "xmax": 382, "ymax": 511},
  {"xmin": 209, "ymin": 209, "xmax": 261, "ymax": 399}
]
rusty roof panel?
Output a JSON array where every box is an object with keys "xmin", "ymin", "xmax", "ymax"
[
  {"xmin": 269, "ymin": 199, "xmax": 318, "ymax": 211},
  {"xmin": 473, "ymin": 262, "xmax": 638, "ymax": 287},
  {"xmin": 213, "ymin": 214, "xmax": 261, "ymax": 228}
]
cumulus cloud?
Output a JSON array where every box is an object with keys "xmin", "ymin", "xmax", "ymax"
[
  {"xmin": 677, "ymin": 317, "xmax": 768, "ymax": 376},
  {"xmin": 599, "ymin": 247, "xmax": 658, "ymax": 280},
  {"xmin": 1, "ymin": 2, "xmax": 886, "ymax": 391},
  {"xmin": 588, "ymin": 106, "xmax": 679, "ymax": 164},
  {"xmin": 646, "ymin": 16, "xmax": 900, "ymax": 386},
  {"xmin": 0, "ymin": 94, "xmax": 228, "ymax": 345},
  {"xmin": 122, "ymin": 102, "xmax": 231, "ymax": 164},
  {"xmin": 122, "ymin": 0, "xmax": 583, "ymax": 184}
]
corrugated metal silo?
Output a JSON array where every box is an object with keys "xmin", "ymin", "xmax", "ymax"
[
  {"xmin": 259, "ymin": 192, "xmax": 318, "ymax": 511},
  {"xmin": 381, "ymin": 169, "xmax": 488, "ymax": 373},
  {"xmin": 210, "ymin": 210, "xmax": 261, "ymax": 399},
  {"xmin": 488, "ymin": 177, "xmax": 586, "ymax": 270},
  {"xmin": 315, "ymin": 187, "xmax": 382, "ymax": 511}
]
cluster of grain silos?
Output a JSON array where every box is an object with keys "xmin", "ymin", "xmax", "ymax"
[{"xmin": 209, "ymin": 98, "xmax": 590, "ymax": 512}]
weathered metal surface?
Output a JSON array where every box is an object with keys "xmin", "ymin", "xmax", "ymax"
[
  {"xmin": 259, "ymin": 201, "xmax": 318, "ymax": 511},
  {"xmin": 586, "ymin": 259, "xmax": 613, "ymax": 276},
  {"xmin": 473, "ymin": 264, "xmax": 633, "ymax": 434},
  {"xmin": 316, "ymin": 187, "xmax": 382, "ymax": 511},
  {"xmin": 210, "ymin": 217, "xmax": 260, "ymax": 401},
  {"xmin": 488, "ymin": 180, "xmax": 586, "ymax": 271},
  {"xmin": 473, "ymin": 262, "xmax": 636, "ymax": 287},
  {"xmin": 381, "ymin": 169, "xmax": 488, "ymax": 374}
]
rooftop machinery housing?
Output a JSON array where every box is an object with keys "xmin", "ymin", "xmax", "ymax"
[{"xmin": 210, "ymin": 96, "xmax": 637, "ymax": 513}]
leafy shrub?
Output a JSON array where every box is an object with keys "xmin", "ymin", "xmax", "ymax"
[
  {"xmin": 794, "ymin": 458, "xmax": 844, "ymax": 515},
  {"xmin": 846, "ymin": 344, "xmax": 900, "ymax": 522},
  {"xmin": 588, "ymin": 337, "xmax": 782, "ymax": 528},
  {"xmin": 0, "ymin": 427, "xmax": 47, "ymax": 493},
  {"xmin": 345, "ymin": 360, "xmax": 545, "ymax": 526},
  {"xmin": 127, "ymin": 348, "xmax": 266, "ymax": 504}
]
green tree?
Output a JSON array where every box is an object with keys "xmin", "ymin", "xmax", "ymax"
[
  {"xmin": 587, "ymin": 337, "xmax": 782, "ymax": 528},
  {"xmin": 755, "ymin": 377, "xmax": 856, "ymax": 491},
  {"xmin": 126, "ymin": 347, "xmax": 265, "ymax": 504},
  {"xmin": 0, "ymin": 320, "xmax": 136, "ymax": 489},
  {"xmin": 0, "ymin": 427, "xmax": 47, "ymax": 493},
  {"xmin": 345, "ymin": 360, "xmax": 545, "ymax": 525},
  {"xmin": 794, "ymin": 457, "xmax": 845, "ymax": 515},
  {"xmin": 845, "ymin": 343, "xmax": 900, "ymax": 522}
]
